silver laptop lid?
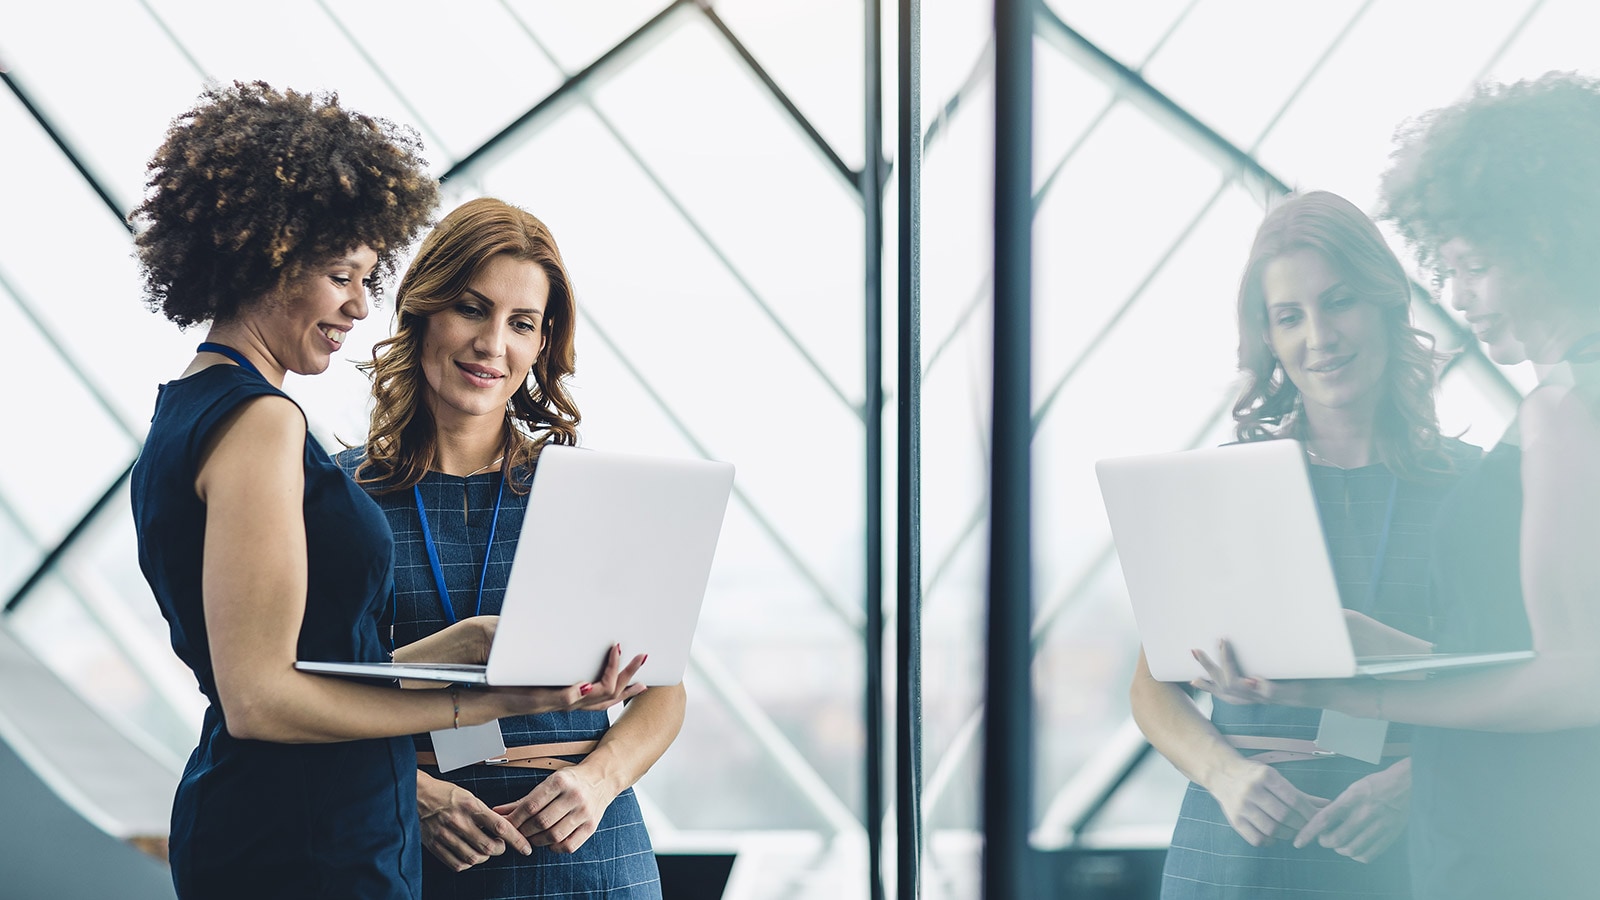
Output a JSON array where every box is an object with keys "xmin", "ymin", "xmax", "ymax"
[
  {"xmin": 485, "ymin": 445, "xmax": 735, "ymax": 687},
  {"xmin": 1096, "ymin": 439, "xmax": 1358, "ymax": 681}
]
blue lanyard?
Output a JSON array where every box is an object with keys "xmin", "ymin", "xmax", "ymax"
[
  {"xmin": 1361, "ymin": 475, "xmax": 1400, "ymax": 616},
  {"xmin": 412, "ymin": 475, "xmax": 506, "ymax": 625},
  {"xmin": 196, "ymin": 342, "xmax": 262, "ymax": 378}
]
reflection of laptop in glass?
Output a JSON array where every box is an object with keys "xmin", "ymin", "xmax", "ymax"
[
  {"xmin": 296, "ymin": 445, "xmax": 735, "ymax": 687},
  {"xmin": 1095, "ymin": 439, "xmax": 1534, "ymax": 682}
]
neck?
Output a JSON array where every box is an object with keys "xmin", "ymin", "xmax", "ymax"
[
  {"xmin": 197, "ymin": 323, "xmax": 286, "ymax": 388},
  {"xmin": 1523, "ymin": 307, "xmax": 1600, "ymax": 366},
  {"xmin": 1301, "ymin": 403, "xmax": 1377, "ymax": 468},
  {"xmin": 430, "ymin": 406, "xmax": 507, "ymax": 477}
]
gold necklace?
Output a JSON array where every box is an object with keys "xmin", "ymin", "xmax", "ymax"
[
  {"xmin": 465, "ymin": 455, "xmax": 504, "ymax": 477},
  {"xmin": 1302, "ymin": 444, "xmax": 1353, "ymax": 470}
]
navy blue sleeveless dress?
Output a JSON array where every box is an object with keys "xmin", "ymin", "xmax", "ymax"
[
  {"xmin": 132, "ymin": 365, "xmax": 421, "ymax": 898},
  {"xmin": 1161, "ymin": 440, "xmax": 1476, "ymax": 900},
  {"xmin": 336, "ymin": 450, "xmax": 662, "ymax": 900},
  {"xmin": 1410, "ymin": 434, "xmax": 1600, "ymax": 900}
]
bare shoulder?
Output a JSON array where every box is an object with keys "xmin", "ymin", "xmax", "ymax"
[
  {"xmin": 196, "ymin": 394, "xmax": 307, "ymax": 500},
  {"xmin": 1521, "ymin": 380, "xmax": 1600, "ymax": 452}
]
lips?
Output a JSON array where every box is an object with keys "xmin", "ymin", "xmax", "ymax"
[
  {"xmin": 1467, "ymin": 315, "xmax": 1505, "ymax": 341},
  {"xmin": 319, "ymin": 326, "xmax": 347, "ymax": 348},
  {"xmin": 454, "ymin": 360, "xmax": 504, "ymax": 387},
  {"xmin": 1304, "ymin": 355, "xmax": 1353, "ymax": 374}
]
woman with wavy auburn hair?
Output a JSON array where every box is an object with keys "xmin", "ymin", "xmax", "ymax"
[
  {"xmin": 340, "ymin": 197, "xmax": 682, "ymax": 899},
  {"xmin": 355, "ymin": 196, "xmax": 582, "ymax": 493},
  {"xmin": 1132, "ymin": 191, "xmax": 1476, "ymax": 899}
]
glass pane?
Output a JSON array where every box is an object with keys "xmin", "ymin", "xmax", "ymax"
[
  {"xmin": 0, "ymin": 89, "xmax": 194, "ymax": 434},
  {"xmin": 714, "ymin": 0, "xmax": 865, "ymax": 171},
  {"xmin": 7, "ymin": 483, "xmax": 203, "ymax": 769},
  {"xmin": 322, "ymin": 0, "xmax": 566, "ymax": 162},
  {"xmin": 1138, "ymin": 0, "xmax": 1366, "ymax": 152},
  {"xmin": 1046, "ymin": 0, "xmax": 1200, "ymax": 69},
  {"xmin": 0, "ymin": 3, "xmax": 202, "ymax": 209},
  {"xmin": 501, "ymin": 0, "xmax": 674, "ymax": 74},
  {"xmin": 1252, "ymin": 0, "xmax": 1543, "ymax": 211},
  {"xmin": 0, "ymin": 285, "xmax": 137, "ymax": 545},
  {"xmin": 145, "ymin": 0, "xmax": 431, "ymax": 164}
]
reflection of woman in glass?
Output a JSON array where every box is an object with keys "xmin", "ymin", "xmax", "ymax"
[
  {"xmin": 130, "ymin": 84, "xmax": 642, "ymax": 897},
  {"xmin": 1194, "ymin": 74, "xmax": 1600, "ymax": 900},
  {"xmin": 1132, "ymin": 191, "xmax": 1476, "ymax": 899},
  {"xmin": 339, "ymin": 197, "xmax": 683, "ymax": 898}
]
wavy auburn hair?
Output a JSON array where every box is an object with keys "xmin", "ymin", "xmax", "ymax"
[
  {"xmin": 353, "ymin": 197, "xmax": 580, "ymax": 493},
  {"xmin": 1232, "ymin": 191, "xmax": 1449, "ymax": 478}
]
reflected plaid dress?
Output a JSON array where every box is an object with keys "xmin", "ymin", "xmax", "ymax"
[
  {"xmin": 1160, "ymin": 442, "xmax": 1475, "ymax": 900},
  {"xmin": 338, "ymin": 452, "xmax": 662, "ymax": 900}
]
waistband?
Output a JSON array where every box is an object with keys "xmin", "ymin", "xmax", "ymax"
[
  {"xmin": 1226, "ymin": 734, "xmax": 1410, "ymax": 764},
  {"xmin": 416, "ymin": 739, "xmax": 599, "ymax": 771}
]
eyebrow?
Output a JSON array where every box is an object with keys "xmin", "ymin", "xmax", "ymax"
[
  {"xmin": 1266, "ymin": 281, "xmax": 1349, "ymax": 309},
  {"xmin": 462, "ymin": 286, "xmax": 542, "ymax": 316}
]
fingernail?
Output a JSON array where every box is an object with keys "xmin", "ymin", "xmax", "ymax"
[
  {"xmin": 642, "ymin": 654, "xmax": 649, "ymax": 663},
  {"xmin": 579, "ymin": 683, "xmax": 593, "ymax": 695},
  {"xmin": 1191, "ymin": 649, "xmax": 1201, "ymax": 658}
]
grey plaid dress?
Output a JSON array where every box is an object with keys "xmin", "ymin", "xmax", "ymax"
[
  {"xmin": 1160, "ymin": 440, "xmax": 1476, "ymax": 900},
  {"xmin": 338, "ymin": 451, "xmax": 662, "ymax": 900}
]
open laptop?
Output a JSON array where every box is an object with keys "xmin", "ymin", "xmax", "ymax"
[
  {"xmin": 296, "ymin": 445, "xmax": 735, "ymax": 687},
  {"xmin": 1095, "ymin": 439, "xmax": 1534, "ymax": 682}
]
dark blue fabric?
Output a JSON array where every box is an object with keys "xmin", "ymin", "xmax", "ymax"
[
  {"xmin": 1161, "ymin": 439, "xmax": 1477, "ymax": 900},
  {"xmin": 1410, "ymin": 439, "xmax": 1600, "ymax": 900},
  {"xmin": 337, "ymin": 450, "xmax": 662, "ymax": 899},
  {"xmin": 132, "ymin": 364, "xmax": 419, "ymax": 899}
]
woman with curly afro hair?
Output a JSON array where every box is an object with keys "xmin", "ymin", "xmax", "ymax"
[
  {"xmin": 1190, "ymin": 72, "xmax": 1600, "ymax": 900},
  {"xmin": 128, "ymin": 82, "xmax": 644, "ymax": 898}
]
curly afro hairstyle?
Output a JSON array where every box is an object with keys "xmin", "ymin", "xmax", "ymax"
[
  {"xmin": 1378, "ymin": 71, "xmax": 1600, "ymax": 307},
  {"xmin": 132, "ymin": 81, "xmax": 439, "ymax": 327}
]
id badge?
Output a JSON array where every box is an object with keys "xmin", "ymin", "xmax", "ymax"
[
  {"xmin": 1315, "ymin": 709, "xmax": 1388, "ymax": 764},
  {"xmin": 429, "ymin": 719, "xmax": 507, "ymax": 773}
]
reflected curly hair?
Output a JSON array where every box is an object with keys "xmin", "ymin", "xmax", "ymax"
[
  {"xmin": 1378, "ymin": 71, "xmax": 1600, "ymax": 309},
  {"xmin": 352, "ymin": 197, "xmax": 581, "ymax": 495},
  {"xmin": 1233, "ymin": 191, "xmax": 1449, "ymax": 478},
  {"xmin": 132, "ymin": 81, "xmax": 439, "ymax": 327}
]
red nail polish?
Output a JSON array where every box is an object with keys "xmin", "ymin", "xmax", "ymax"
[
  {"xmin": 579, "ymin": 683, "xmax": 593, "ymax": 695},
  {"xmin": 642, "ymin": 654, "xmax": 649, "ymax": 663}
]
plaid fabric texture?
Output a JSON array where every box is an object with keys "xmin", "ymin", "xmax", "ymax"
[{"xmin": 338, "ymin": 452, "xmax": 661, "ymax": 900}]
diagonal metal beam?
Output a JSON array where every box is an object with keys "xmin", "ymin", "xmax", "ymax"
[
  {"xmin": 5, "ymin": 462, "xmax": 134, "ymax": 616},
  {"xmin": 0, "ymin": 263, "xmax": 141, "ymax": 442},
  {"xmin": 687, "ymin": 644, "xmax": 863, "ymax": 837},
  {"xmin": 577, "ymin": 306, "xmax": 862, "ymax": 634},
  {"xmin": 314, "ymin": 0, "xmax": 452, "ymax": 161},
  {"xmin": 495, "ymin": 0, "xmax": 862, "ymax": 418},
  {"xmin": 0, "ymin": 67, "xmax": 132, "ymax": 229},
  {"xmin": 695, "ymin": 2, "xmax": 861, "ymax": 194},
  {"xmin": 443, "ymin": 1, "xmax": 694, "ymax": 185},
  {"xmin": 134, "ymin": 0, "xmax": 213, "ymax": 84}
]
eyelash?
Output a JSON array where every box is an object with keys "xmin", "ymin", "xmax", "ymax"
[{"xmin": 457, "ymin": 303, "xmax": 540, "ymax": 334}]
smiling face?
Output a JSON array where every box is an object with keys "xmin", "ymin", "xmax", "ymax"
[
  {"xmin": 257, "ymin": 245, "xmax": 378, "ymax": 376},
  {"xmin": 1261, "ymin": 248, "xmax": 1391, "ymax": 423},
  {"xmin": 419, "ymin": 253, "xmax": 550, "ymax": 429}
]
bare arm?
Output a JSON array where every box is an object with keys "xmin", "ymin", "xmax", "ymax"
[
  {"xmin": 494, "ymin": 682, "xmax": 687, "ymax": 853},
  {"xmin": 1131, "ymin": 649, "xmax": 1324, "ymax": 846},
  {"xmin": 578, "ymin": 681, "xmax": 686, "ymax": 798},
  {"xmin": 1130, "ymin": 649, "xmax": 1242, "ymax": 786},
  {"xmin": 1198, "ymin": 383, "xmax": 1600, "ymax": 731},
  {"xmin": 199, "ymin": 397, "xmax": 642, "ymax": 743}
]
